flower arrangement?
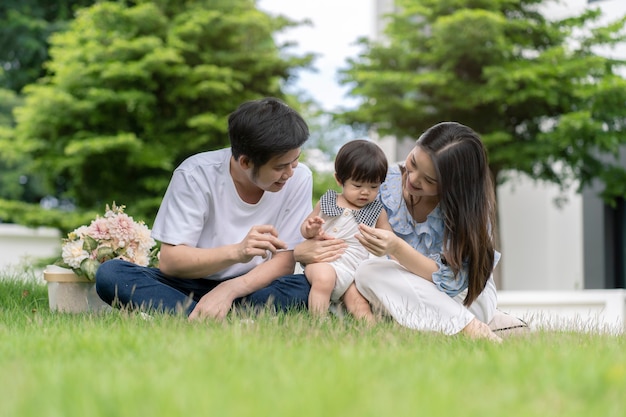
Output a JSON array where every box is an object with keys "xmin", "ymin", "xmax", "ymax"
[{"xmin": 59, "ymin": 203, "xmax": 159, "ymax": 280}]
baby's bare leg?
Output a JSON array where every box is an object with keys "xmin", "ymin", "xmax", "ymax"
[
  {"xmin": 304, "ymin": 263, "xmax": 337, "ymax": 315},
  {"xmin": 342, "ymin": 283, "xmax": 375, "ymax": 324}
]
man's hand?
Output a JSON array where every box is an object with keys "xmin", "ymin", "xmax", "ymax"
[
  {"xmin": 237, "ymin": 225, "xmax": 287, "ymax": 263},
  {"xmin": 294, "ymin": 236, "xmax": 347, "ymax": 264},
  {"xmin": 188, "ymin": 281, "xmax": 237, "ymax": 321}
]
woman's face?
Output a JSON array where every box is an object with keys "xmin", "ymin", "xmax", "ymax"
[{"xmin": 404, "ymin": 146, "xmax": 439, "ymax": 198}]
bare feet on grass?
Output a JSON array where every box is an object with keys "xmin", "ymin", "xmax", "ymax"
[{"xmin": 462, "ymin": 318, "xmax": 503, "ymax": 343}]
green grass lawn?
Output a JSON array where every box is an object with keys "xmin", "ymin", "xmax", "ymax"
[{"xmin": 1, "ymin": 271, "xmax": 625, "ymax": 417}]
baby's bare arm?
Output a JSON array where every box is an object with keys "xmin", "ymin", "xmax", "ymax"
[
  {"xmin": 300, "ymin": 201, "xmax": 324, "ymax": 239},
  {"xmin": 302, "ymin": 216, "xmax": 325, "ymax": 239}
]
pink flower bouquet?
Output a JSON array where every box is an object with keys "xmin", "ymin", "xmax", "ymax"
[{"xmin": 59, "ymin": 203, "xmax": 159, "ymax": 280}]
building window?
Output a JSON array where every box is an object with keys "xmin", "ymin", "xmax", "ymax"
[
  {"xmin": 617, "ymin": 198, "xmax": 625, "ymax": 288},
  {"xmin": 604, "ymin": 197, "xmax": 626, "ymax": 288}
]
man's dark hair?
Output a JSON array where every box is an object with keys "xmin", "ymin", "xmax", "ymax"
[{"xmin": 229, "ymin": 97, "xmax": 309, "ymax": 176}]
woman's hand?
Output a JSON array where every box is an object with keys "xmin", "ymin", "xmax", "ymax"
[
  {"xmin": 356, "ymin": 224, "xmax": 400, "ymax": 257},
  {"xmin": 294, "ymin": 235, "xmax": 347, "ymax": 264}
]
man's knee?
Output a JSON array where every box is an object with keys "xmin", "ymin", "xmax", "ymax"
[
  {"xmin": 95, "ymin": 259, "xmax": 125, "ymax": 304},
  {"xmin": 245, "ymin": 274, "xmax": 311, "ymax": 310}
]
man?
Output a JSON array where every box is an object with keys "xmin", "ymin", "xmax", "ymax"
[{"xmin": 96, "ymin": 97, "xmax": 313, "ymax": 319}]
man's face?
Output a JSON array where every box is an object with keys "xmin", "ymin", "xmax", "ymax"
[{"xmin": 250, "ymin": 148, "xmax": 301, "ymax": 192}]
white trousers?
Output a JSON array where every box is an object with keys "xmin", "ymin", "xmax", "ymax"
[{"xmin": 355, "ymin": 257, "xmax": 497, "ymax": 335}]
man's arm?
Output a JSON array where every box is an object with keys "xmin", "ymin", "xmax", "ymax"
[
  {"xmin": 159, "ymin": 224, "xmax": 287, "ymax": 278},
  {"xmin": 188, "ymin": 249, "xmax": 295, "ymax": 320}
]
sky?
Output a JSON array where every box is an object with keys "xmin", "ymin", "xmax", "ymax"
[{"xmin": 257, "ymin": 0, "xmax": 375, "ymax": 111}]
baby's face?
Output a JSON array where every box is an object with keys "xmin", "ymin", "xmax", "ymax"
[{"xmin": 341, "ymin": 179, "xmax": 380, "ymax": 209}]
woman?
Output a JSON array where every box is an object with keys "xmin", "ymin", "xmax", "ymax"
[{"xmin": 354, "ymin": 121, "xmax": 501, "ymax": 341}]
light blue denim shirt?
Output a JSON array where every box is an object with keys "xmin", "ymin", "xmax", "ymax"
[{"xmin": 379, "ymin": 165, "xmax": 501, "ymax": 296}]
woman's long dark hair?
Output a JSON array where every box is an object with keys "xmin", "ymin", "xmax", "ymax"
[{"xmin": 417, "ymin": 122, "xmax": 497, "ymax": 306}]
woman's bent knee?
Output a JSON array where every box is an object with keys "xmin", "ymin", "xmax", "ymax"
[{"xmin": 354, "ymin": 257, "xmax": 389, "ymax": 288}]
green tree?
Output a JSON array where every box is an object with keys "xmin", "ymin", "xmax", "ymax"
[
  {"xmin": 10, "ymin": 0, "xmax": 312, "ymax": 223},
  {"xmin": 339, "ymin": 0, "xmax": 626, "ymax": 204},
  {"xmin": 0, "ymin": 0, "xmax": 96, "ymax": 93},
  {"xmin": 0, "ymin": 1, "xmax": 96, "ymax": 206},
  {"xmin": 0, "ymin": 88, "xmax": 47, "ymax": 203}
]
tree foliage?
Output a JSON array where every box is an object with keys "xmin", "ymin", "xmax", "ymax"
[
  {"xmin": 0, "ymin": 199, "xmax": 97, "ymax": 235},
  {"xmin": 0, "ymin": 1, "xmax": 96, "ymax": 205},
  {"xmin": 339, "ymin": 0, "xmax": 626, "ymax": 204},
  {"xmin": 10, "ymin": 0, "xmax": 312, "ymax": 222},
  {"xmin": 0, "ymin": 0, "xmax": 96, "ymax": 93}
]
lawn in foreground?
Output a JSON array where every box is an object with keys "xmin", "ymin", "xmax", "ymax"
[{"xmin": 1, "ymin": 275, "xmax": 625, "ymax": 417}]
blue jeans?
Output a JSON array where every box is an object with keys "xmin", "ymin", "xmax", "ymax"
[{"xmin": 95, "ymin": 259, "xmax": 310, "ymax": 316}]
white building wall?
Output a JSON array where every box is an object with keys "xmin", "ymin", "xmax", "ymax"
[
  {"xmin": 0, "ymin": 224, "xmax": 60, "ymax": 273},
  {"xmin": 498, "ymin": 174, "xmax": 584, "ymax": 290}
]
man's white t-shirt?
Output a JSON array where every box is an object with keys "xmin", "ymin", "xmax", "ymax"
[{"xmin": 152, "ymin": 148, "xmax": 313, "ymax": 281}]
